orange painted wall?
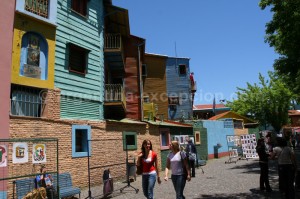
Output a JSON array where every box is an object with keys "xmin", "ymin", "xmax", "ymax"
[{"xmin": 144, "ymin": 54, "xmax": 168, "ymax": 118}]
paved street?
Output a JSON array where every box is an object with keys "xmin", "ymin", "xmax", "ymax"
[{"xmin": 81, "ymin": 157, "xmax": 299, "ymax": 199}]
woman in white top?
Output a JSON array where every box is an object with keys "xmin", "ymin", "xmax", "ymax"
[
  {"xmin": 164, "ymin": 141, "xmax": 191, "ymax": 199},
  {"xmin": 271, "ymin": 137, "xmax": 297, "ymax": 199}
]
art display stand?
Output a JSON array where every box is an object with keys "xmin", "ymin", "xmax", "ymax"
[{"xmin": 120, "ymin": 140, "xmax": 139, "ymax": 193}]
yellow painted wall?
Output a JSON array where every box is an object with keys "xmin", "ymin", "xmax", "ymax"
[{"xmin": 11, "ymin": 13, "xmax": 56, "ymax": 89}]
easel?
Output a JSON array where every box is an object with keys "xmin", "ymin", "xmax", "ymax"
[{"xmin": 120, "ymin": 138, "xmax": 139, "ymax": 193}]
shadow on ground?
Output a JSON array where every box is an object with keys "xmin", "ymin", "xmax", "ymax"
[{"xmin": 195, "ymin": 188, "xmax": 282, "ymax": 199}]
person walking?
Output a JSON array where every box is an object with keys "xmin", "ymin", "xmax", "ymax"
[
  {"xmin": 137, "ymin": 139, "xmax": 161, "ymax": 199},
  {"xmin": 256, "ymin": 138, "xmax": 272, "ymax": 192},
  {"xmin": 185, "ymin": 137, "xmax": 197, "ymax": 177},
  {"xmin": 271, "ymin": 137, "xmax": 297, "ymax": 199},
  {"xmin": 164, "ymin": 141, "xmax": 191, "ymax": 199}
]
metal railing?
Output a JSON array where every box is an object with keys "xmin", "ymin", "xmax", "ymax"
[
  {"xmin": 10, "ymin": 85, "xmax": 46, "ymax": 117},
  {"xmin": 104, "ymin": 34, "xmax": 122, "ymax": 50},
  {"xmin": 104, "ymin": 84, "xmax": 124, "ymax": 102},
  {"xmin": 25, "ymin": 0, "xmax": 49, "ymax": 18}
]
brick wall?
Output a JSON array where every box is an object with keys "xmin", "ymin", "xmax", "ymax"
[{"xmin": 7, "ymin": 88, "xmax": 162, "ymax": 198}]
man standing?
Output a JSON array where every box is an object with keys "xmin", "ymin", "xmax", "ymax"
[{"xmin": 185, "ymin": 137, "xmax": 197, "ymax": 177}]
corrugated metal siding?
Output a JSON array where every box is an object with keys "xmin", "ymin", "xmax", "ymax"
[
  {"xmin": 124, "ymin": 57, "xmax": 140, "ymax": 120},
  {"xmin": 55, "ymin": 0, "xmax": 104, "ymax": 120},
  {"xmin": 60, "ymin": 96, "xmax": 101, "ymax": 120},
  {"xmin": 144, "ymin": 54, "xmax": 168, "ymax": 118},
  {"xmin": 166, "ymin": 57, "xmax": 192, "ymax": 120}
]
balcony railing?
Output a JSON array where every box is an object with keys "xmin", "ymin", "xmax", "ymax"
[
  {"xmin": 25, "ymin": 0, "xmax": 49, "ymax": 18},
  {"xmin": 104, "ymin": 84, "xmax": 125, "ymax": 102},
  {"xmin": 104, "ymin": 33, "xmax": 122, "ymax": 50}
]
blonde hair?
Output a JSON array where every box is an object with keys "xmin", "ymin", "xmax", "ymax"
[{"xmin": 171, "ymin": 141, "xmax": 180, "ymax": 152}]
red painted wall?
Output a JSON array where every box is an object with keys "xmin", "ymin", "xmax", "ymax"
[
  {"xmin": 124, "ymin": 36, "xmax": 145, "ymax": 120},
  {"xmin": 0, "ymin": 0, "xmax": 15, "ymax": 195}
]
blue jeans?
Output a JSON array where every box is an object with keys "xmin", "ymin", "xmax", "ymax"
[
  {"xmin": 171, "ymin": 175, "xmax": 186, "ymax": 199},
  {"xmin": 142, "ymin": 173, "xmax": 156, "ymax": 199}
]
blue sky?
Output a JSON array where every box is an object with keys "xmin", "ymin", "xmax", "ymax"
[{"xmin": 113, "ymin": 0, "xmax": 279, "ymax": 105}]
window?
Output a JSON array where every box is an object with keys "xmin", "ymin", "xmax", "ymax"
[
  {"xmin": 234, "ymin": 120, "xmax": 244, "ymax": 129},
  {"xmin": 160, "ymin": 128, "xmax": 170, "ymax": 150},
  {"xmin": 71, "ymin": 0, "xmax": 87, "ymax": 16},
  {"xmin": 10, "ymin": 85, "xmax": 46, "ymax": 117},
  {"xmin": 142, "ymin": 64, "xmax": 147, "ymax": 77},
  {"xmin": 72, "ymin": 125, "xmax": 91, "ymax": 157},
  {"xmin": 25, "ymin": 0, "xmax": 49, "ymax": 18},
  {"xmin": 168, "ymin": 97, "xmax": 179, "ymax": 105},
  {"xmin": 20, "ymin": 32, "xmax": 48, "ymax": 80},
  {"xmin": 68, "ymin": 44, "xmax": 89, "ymax": 75},
  {"xmin": 122, "ymin": 132, "xmax": 137, "ymax": 150},
  {"xmin": 194, "ymin": 131, "xmax": 201, "ymax": 144},
  {"xmin": 179, "ymin": 64, "xmax": 186, "ymax": 75},
  {"xmin": 224, "ymin": 119, "xmax": 234, "ymax": 128}
]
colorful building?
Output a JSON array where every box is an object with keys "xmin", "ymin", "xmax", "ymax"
[
  {"xmin": 143, "ymin": 53, "xmax": 168, "ymax": 120},
  {"xmin": 55, "ymin": 0, "xmax": 105, "ymax": 121},
  {"xmin": 166, "ymin": 57, "xmax": 193, "ymax": 120}
]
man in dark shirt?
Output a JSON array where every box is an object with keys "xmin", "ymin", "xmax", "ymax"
[{"xmin": 256, "ymin": 138, "xmax": 272, "ymax": 192}]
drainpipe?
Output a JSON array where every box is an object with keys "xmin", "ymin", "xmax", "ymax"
[{"xmin": 137, "ymin": 42, "xmax": 145, "ymax": 121}]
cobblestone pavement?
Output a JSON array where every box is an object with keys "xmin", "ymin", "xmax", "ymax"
[{"xmin": 81, "ymin": 157, "xmax": 300, "ymax": 199}]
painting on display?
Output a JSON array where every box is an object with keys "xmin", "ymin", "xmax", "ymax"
[
  {"xmin": 0, "ymin": 145, "xmax": 7, "ymax": 167},
  {"xmin": 32, "ymin": 144, "xmax": 46, "ymax": 163},
  {"xmin": 240, "ymin": 134, "xmax": 258, "ymax": 159},
  {"xmin": 13, "ymin": 143, "xmax": 28, "ymax": 164}
]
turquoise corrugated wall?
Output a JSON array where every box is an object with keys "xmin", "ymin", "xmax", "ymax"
[
  {"xmin": 166, "ymin": 57, "xmax": 192, "ymax": 120},
  {"xmin": 202, "ymin": 120, "xmax": 234, "ymax": 155},
  {"xmin": 55, "ymin": 0, "xmax": 104, "ymax": 120}
]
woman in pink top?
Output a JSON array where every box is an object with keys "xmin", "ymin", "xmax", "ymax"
[{"xmin": 137, "ymin": 139, "xmax": 161, "ymax": 199}]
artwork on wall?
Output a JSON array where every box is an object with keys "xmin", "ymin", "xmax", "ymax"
[
  {"xmin": 0, "ymin": 145, "xmax": 7, "ymax": 167},
  {"xmin": 32, "ymin": 144, "xmax": 46, "ymax": 163},
  {"xmin": 13, "ymin": 142, "xmax": 28, "ymax": 163},
  {"xmin": 240, "ymin": 134, "xmax": 258, "ymax": 159},
  {"xmin": 174, "ymin": 136, "xmax": 180, "ymax": 143}
]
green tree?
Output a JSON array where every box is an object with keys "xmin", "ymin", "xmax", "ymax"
[
  {"xmin": 227, "ymin": 72, "xmax": 293, "ymax": 132},
  {"xmin": 259, "ymin": 0, "xmax": 300, "ymax": 101}
]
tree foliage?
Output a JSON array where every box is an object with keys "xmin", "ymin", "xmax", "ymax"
[
  {"xmin": 227, "ymin": 72, "xmax": 293, "ymax": 132},
  {"xmin": 259, "ymin": 0, "xmax": 300, "ymax": 101}
]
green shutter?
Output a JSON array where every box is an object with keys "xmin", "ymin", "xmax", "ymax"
[{"xmin": 60, "ymin": 96, "xmax": 102, "ymax": 120}]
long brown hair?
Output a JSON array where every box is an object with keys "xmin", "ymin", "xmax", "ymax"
[{"xmin": 141, "ymin": 139, "xmax": 153, "ymax": 159}]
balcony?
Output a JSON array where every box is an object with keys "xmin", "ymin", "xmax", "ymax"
[
  {"xmin": 143, "ymin": 102, "xmax": 157, "ymax": 121},
  {"xmin": 104, "ymin": 33, "xmax": 125, "ymax": 74},
  {"xmin": 104, "ymin": 84, "xmax": 126, "ymax": 119}
]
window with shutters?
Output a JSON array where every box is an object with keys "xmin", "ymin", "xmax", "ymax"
[
  {"xmin": 71, "ymin": 0, "xmax": 87, "ymax": 16},
  {"xmin": 68, "ymin": 44, "xmax": 89, "ymax": 75}
]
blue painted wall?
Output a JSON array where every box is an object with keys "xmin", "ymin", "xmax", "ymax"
[
  {"xmin": 166, "ymin": 57, "xmax": 193, "ymax": 120},
  {"xmin": 55, "ymin": 0, "xmax": 105, "ymax": 120},
  {"xmin": 202, "ymin": 120, "xmax": 234, "ymax": 155}
]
